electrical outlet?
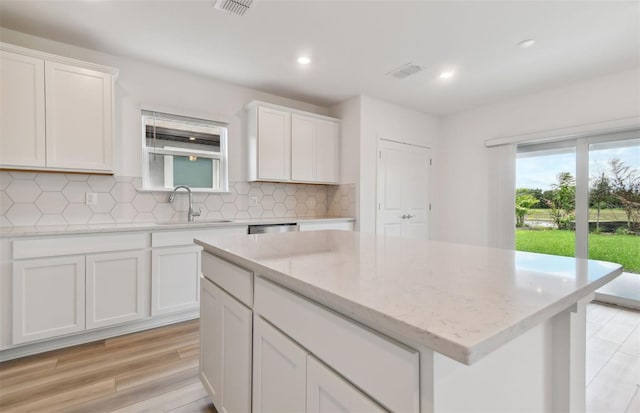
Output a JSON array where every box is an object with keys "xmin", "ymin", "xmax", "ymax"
[
  {"xmin": 85, "ymin": 192, "xmax": 98, "ymax": 206},
  {"xmin": 249, "ymin": 196, "xmax": 258, "ymax": 206}
]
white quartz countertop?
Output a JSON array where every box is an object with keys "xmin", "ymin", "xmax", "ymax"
[
  {"xmin": 195, "ymin": 230, "xmax": 622, "ymax": 365},
  {"xmin": 0, "ymin": 217, "xmax": 354, "ymax": 238}
]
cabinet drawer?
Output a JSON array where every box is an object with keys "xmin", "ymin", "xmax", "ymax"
[
  {"xmin": 202, "ymin": 252, "xmax": 252, "ymax": 307},
  {"xmin": 151, "ymin": 226, "xmax": 247, "ymax": 248},
  {"xmin": 255, "ymin": 277, "xmax": 419, "ymax": 413},
  {"xmin": 298, "ymin": 221, "xmax": 354, "ymax": 232},
  {"xmin": 13, "ymin": 233, "xmax": 147, "ymax": 259}
]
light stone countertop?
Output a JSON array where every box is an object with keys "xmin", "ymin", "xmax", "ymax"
[
  {"xmin": 195, "ymin": 230, "xmax": 622, "ymax": 365},
  {"xmin": 0, "ymin": 217, "xmax": 355, "ymax": 238}
]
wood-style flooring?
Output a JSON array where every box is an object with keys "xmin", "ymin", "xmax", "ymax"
[
  {"xmin": 0, "ymin": 319, "xmax": 216, "ymax": 413},
  {"xmin": 0, "ymin": 303, "xmax": 638, "ymax": 413}
]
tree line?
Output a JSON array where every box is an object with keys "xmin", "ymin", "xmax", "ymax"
[{"xmin": 516, "ymin": 158, "xmax": 640, "ymax": 232}]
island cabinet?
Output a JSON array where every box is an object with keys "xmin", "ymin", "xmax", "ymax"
[
  {"xmin": 197, "ymin": 230, "xmax": 623, "ymax": 413},
  {"xmin": 0, "ymin": 43, "xmax": 117, "ymax": 173},
  {"xmin": 200, "ymin": 252, "xmax": 253, "ymax": 413},
  {"xmin": 246, "ymin": 100, "xmax": 340, "ymax": 184},
  {"xmin": 199, "ymin": 250, "xmax": 418, "ymax": 413},
  {"xmin": 10, "ymin": 233, "xmax": 148, "ymax": 345}
]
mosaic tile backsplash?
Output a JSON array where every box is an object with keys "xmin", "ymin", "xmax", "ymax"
[{"xmin": 0, "ymin": 171, "xmax": 356, "ymax": 227}]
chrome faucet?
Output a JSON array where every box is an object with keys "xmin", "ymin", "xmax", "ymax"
[{"xmin": 169, "ymin": 185, "xmax": 201, "ymax": 222}]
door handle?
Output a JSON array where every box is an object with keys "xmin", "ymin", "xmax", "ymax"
[
  {"xmin": 400, "ymin": 214, "xmax": 408, "ymax": 219},
  {"xmin": 406, "ymin": 214, "xmax": 414, "ymax": 219}
]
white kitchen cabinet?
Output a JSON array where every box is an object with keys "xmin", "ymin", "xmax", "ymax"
[
  {"xmin": 291, "ymin": 114, "xmax": 340, "ymax": 184},
  {"xmin": 298, "ymin": 220, "xmax": 354, "ymax": 232},
  {"xmin": 0, "ymin": 43, "xmax": 116, "ymax": 173},
  {"xmin": 307, "ymin": 355, "xmax": 387, "ymax": 413},
  {"xmin": 12, "ymin": 256, "xmax": 86, "ymax": 345},
  {"xmin": 252, "ymin": 106, "xmax": 291, "ymax": 181},
  {"xmin": 200, "ymin": 276, "xmax": 252, "ymax": 413},
  {"xmin": 253, "ymin": 315, "xmax": 307, "ymax": 413},
  {"xmin": 44, "ymin": 61, "xmax": 113, "ymax": 172},
  {"xmin": 291, "ymin": 114, "xmax": 316, "ymax": 182},
  {"xmin": 86, "ymin": 250, "xmax": 148, "ymax": 330},
  {"xmin": 247, "ymin": 101, "xmax": 340, "ymax": 184},
  {"xmin": 315, "ymin": 119, "xmax": 340, "ymax": 183},
  {"xmin": 151, "ymin": 245, "xmax": 201, "ymax": 316},
  {"xmin": 0, "ymin": 50, "xmax": 46, "ymax": 168}
]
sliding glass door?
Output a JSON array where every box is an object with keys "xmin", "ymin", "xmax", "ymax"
[
  {"xmin": 515, "ymin": 132, "xmax": 639, "ymax": 279},
  {"xmin": 515, "ymin": 142, "xmax": 577, "ymax": 257}
]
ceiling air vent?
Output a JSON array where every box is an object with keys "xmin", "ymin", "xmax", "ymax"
[
  {"xmin": 213, "ymin": 0, "xmax": 254, "ymax": 16},
  {"xmin": 387, "ymin": 63, "xmax": 425, "ymax": 80}
]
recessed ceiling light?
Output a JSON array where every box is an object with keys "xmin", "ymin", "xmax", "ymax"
[
  {"xmin": 439, "ymin": 71, "xmax": 454, "ymax": 80},
  {"xmin": 518, "ymin": 39, "xmax": 536, "ymax": 48},
  {"xmin": 297, "ymin": 56, "xmax": 311, "ymax": 65}
]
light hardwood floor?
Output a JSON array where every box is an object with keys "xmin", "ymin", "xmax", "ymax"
[
  {"xmin": 0, "ymin": 319, "xmax": 216, "ymax": 413},
  {"xmin": 0, "ymin": 303, "xmax": 638, "ymax": 413}
]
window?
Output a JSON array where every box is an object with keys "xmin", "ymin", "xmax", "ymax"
[
  {"xmin": 141, "ymin": 110, "xmax": 228, "ymax": 191},
  {"xmin": 514, "ymin": 130, "xmax": 639, "ymax": 277}
]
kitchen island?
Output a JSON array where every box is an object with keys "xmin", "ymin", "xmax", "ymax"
[{"xmin": 195, "ymin": 230, "xmax": 622, "ymax": 413}]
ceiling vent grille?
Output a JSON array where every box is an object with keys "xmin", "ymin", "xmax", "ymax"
[
  {"xmin": 213, "ymin": 0, "xmax": 254, "ymax": 16},
  {"xmin": 387, "ymin": 63, "xmax": 425, "ymax": 80}
]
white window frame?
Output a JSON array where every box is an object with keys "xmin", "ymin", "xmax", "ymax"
[
  {"xmin": 141, "ymin": 110, "xmax": 229, "ymax": 192},
  {"xmin": 509, "ymin": 129, "xmax": 639, "ymax": 258}
]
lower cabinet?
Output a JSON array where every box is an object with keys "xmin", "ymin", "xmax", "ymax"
[
  {"xmin": 151, "ymin": 246, "xmax": 201, "ymax": 316},
  {"xmin": 306, "ymin": 356, "xmax": 386, "ymax": 413},
  {"xmin": 12, "ymin": 255, "xmax": 86, "ymax": 344},
  {"xmin": 12, "ymin": 249, "xmax": 148, "ymax": 345},
  {"xmin": 86, "ymin": 250, "xmax": 147, "ymax": 329},
  {"xmin": 200, "ymin": 276, "xmax": 252, "ymax": 413},
  {"xmin": 298, "ymin": 220, "xmax": 354, "ymax": 231},
  {"xmin": 252, "ymin": 315, "xmax": 386, "ymax": 413},
  {"xmin": 253, "ymin": 316, "xmax": 307, "ymax": 413}
]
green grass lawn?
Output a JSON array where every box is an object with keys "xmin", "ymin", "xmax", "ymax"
[
  {"xmin": 526, "ymin": 208, "xmax": 628, "ymax": 222},
  {"xmin": 515, "ymin": 229, "xmax": 640, "ymax": 273}
]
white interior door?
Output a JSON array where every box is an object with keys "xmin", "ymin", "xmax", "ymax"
[{"xmin": 377, "ymin": 139, "xmax": 431, "ymax": 240}]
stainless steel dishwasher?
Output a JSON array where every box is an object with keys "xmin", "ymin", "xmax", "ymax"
[{"xmin": 248, "ymin": 223, "xmax": 299, "ymax": 234}]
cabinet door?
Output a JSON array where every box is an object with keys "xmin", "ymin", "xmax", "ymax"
[
  {"xmin": 86, "ymin": 250, "xmax": 148, "ymax": 330},
  {"xmin": 12, "ymin": 256, "xmax": 85, "ymax": 344},
  {"xmin": 200, "ymin": 275, "xmax": 224, "ymax": 408},
  {"xmin": 151, "ymin": 246, "xmax": 200, "ymax": 316},
  {"xmin": 291, "ymin": 114, "xmax": 316, "ymax": 182},
  {"xmin": 316, "ymin": 119, "xmax": 339, "ymax": 183},
  {"xmin": 0, "ymin": 51, "xmax": 46, "ymax": 167},
  {"xmin": 45, "ymin": 61, "xmax": 113, "ymax": 172},
  {"xmin": 307, "ymin": 356, "xmax": 387, "ymax": 413},
  {"xmin": 253, "ymin": 315, "xmax": 307, "ymax": 413},
  {"xmin": 257, "ymin": 106, "xmax": 291, "ymax": 181},
  {"xmin": 200, "ymin": 277, "xmax": 252, "ymax": 413}
]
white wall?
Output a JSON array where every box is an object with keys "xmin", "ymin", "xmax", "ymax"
[
  {"xmin": 434, "ymin": 68, "xmax": 640, "ymax": 246},
  {"xmin": 0, "ymin": 28, "xmax": 329, "ymax": 179},
  {"xmin": 359, "ymin": 96, "xmax": 440, "ymax": 233}
]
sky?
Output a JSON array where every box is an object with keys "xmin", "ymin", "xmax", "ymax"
[{"xmin": 516, "ymin": 140, "xmax": 640, "ymax": 190}]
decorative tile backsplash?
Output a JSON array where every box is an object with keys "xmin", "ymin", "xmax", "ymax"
[{"xmin": 0, "ymin": 171, "xmax": 356, "ymax": 227}]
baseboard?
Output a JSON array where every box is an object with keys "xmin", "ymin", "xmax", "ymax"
[{"xmin": 0, "ymin": 310, "xmax": 200, "ymax": 362}]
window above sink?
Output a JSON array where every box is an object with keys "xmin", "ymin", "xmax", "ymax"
[{"xmin": 141, "ymin": 110, "xmax": 229, "ymax": 192}]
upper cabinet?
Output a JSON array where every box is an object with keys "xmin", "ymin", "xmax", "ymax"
[
  {"xmin": 0, "ymin": 43, "xmax": 117, "ymax": 174},
  {"xmin": 247, "ymin": 101, "xmax": 340, "ymax": 184}
]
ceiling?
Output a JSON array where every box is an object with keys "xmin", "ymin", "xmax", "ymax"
[{"xmin": 1, "ymin": 1, "xmax": 638, "ymax": 115}]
